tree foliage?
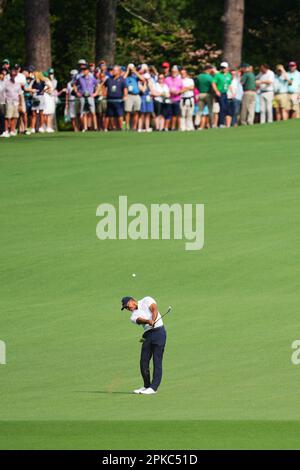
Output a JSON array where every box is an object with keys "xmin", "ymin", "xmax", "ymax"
[{"xmin": 0, "ymin": 0, "xmax": 299, "ymax": 80}]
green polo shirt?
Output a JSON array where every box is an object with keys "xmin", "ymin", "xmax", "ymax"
[
  {"xmin": 214, "ymin": 72, "xmax": 232, "ymax": 94},
  {"xmin": 240, "ymin": 72, "xmax": 256, "ymax": 91},
  {"xmin": 195, "ymin": 73, "xmax": 214, "ymax": 93}
]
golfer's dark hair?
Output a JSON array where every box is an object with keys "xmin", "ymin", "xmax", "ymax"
[{"xmin": 204, "ymin": 64, "xmax": 213, "ymax": 71}]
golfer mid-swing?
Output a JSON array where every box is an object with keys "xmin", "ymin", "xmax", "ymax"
[{"xmin": 121, "ymin": 296, "xmax": 167, "ymax": 395}]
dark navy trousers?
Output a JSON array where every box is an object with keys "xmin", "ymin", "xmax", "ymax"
[
  {"xmin": 217, "ymin": 93, "xmax": 229, "ymax": 126},
  {"xmin": 140, "ymin": 326, "xmax": 167, "ymax": 391}
]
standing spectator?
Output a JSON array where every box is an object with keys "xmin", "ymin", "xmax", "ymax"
[
  {"xmin": 210, "ymin": 66, "xmax": 220, "ymax": 128},
  {"xmin": 14, "ymin": 64, "xmax": 27, "ymax": 133},
  {"xmin": 256, "ymin": 64, "xmax": 275, "ymax": 123},
  {"xmin": 104, "ymin": 65, "xmax": 127, "ymax": 131},
  {"xmin": 193, "ymin": 85, "xmax": 201, "ymax": 129},
  {"xmin": 65, "ymin": 69, "xmax": 79, "ymax": 132},
  {"xmin": 195, "ymin": 64, "xmax": 216, "ymax": 129},
  {"xmin": 43, "ymin": 68, "xmax": 56, "ymax": 132},
  {"xmin": 240, "ymin": 63, "xmax": 256, "ymax": 125},
  {"xmin": 75, "ymin": 64, "xmax": 98, "ymax": 132},
  {"xmin": 95, "ymin": 71, "xmax": 107, "ymax": 131},
  {"xmin": 226, "ymin": 68, "xmax": 243, "ymax": 127},
  {"xmin": 149, "ymin": 65, "xmax": 158, "ymax": 82},
  {"xmin": 0, "ymin": 69, "xmax": 6, "ymax": 134},
  {"xmin": 161, "ymin": 62, "xmax": 170, "ymax": 77},
  {"xmin": 124, "ymin": 64, "xmax": 142, "ymax": 131},
  {"xmin": 274, "ymin": 65, "xmax": 289, "ymax": 121},
  {"xmin": 138, "ymin": 72, "xmax": 154, "ymax": 132},
  {"xmin": 152, "ymin": 73, "xmax": 170, "ymax": 131},
  {"xmin": 180, "ymin": 68, "xmax": 194, "ymax": 131},
  {"xmin": 29, "ymin": 71, "xmax": 48, "ymax": 133},
  {"xmin": 214, "ymin": 61, "xmax": 232, "ymax": 127},
  {"xmin": 165, "ymin": 65, "xmax": 183, "ymax": 130},
  {"xmin": 286, "ymin": 61, "xmax": 300, "ymax": 119},
  {"xmin": 23, "ymin": 70, "xmax": 34, "ymax": 134},
  {"xmin": 98, "ymin": 60, "xmax": 109, "ymax": 77},
  {"xmin": 1, "ymin": 67, "xmax": 22, "ymax": 137},
  {"xmin": 2, "ymin": 59, "xmax": 10, "ymax": 77}
]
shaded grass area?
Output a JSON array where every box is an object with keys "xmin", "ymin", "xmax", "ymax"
[{"xmin": 1, "ymin": 420, "xmax": 300, "ymax": 449}]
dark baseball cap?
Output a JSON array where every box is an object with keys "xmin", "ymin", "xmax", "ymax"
[{"xmin": 121, "ymin": 296, "xmax": 134, "ymax": 310}]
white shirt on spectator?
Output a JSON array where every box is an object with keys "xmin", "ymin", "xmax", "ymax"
[
  {"xmin": 181, "ymin": 77, "xmax": 194, "ymax": 98},
  {"xmin": 0, "ymin": 80, "xmax": 5, "ymax": 104},
  {"xmin": 153, "ymin": 82, "xmax": 170, "ymax": 103},
  {"xmin": 3, "ymin": 79, "xmax": 22, "ymax": 104},
  {"xmin": 257, "ymin": 69, "xmax": 275, "ymax": 92}
]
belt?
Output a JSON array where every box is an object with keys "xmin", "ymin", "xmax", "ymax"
[
  {"xmin": 181, "ymin": 97, "xmax": 194, "ymax": 104},
  {"xmin": 143, "ymin": 325, "xmax": 165, "ymax": 336}
]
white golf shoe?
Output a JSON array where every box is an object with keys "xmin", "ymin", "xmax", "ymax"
[
  {"xmin": 133, "ymin": 387, "xmax": 146, "ymax": 394},
  {"xmin": 0, "ymin": 131, "xmax": 10, "ymax": 138},
  {"xmin": 140, "ymin": 388, "xmax": 157, "ymax": 395}
]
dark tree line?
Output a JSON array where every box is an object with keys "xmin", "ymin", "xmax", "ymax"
[{"xmin": 0, "ymin": 0, "xmax": 299, "ymax": 78}]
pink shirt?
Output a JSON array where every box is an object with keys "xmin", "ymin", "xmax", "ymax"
[
  {"xmin": 4, "ymin": 79, "xmax": 22, "ymax": 104},
  {"xmin": 165, "ymin": 75, "xmax": 183, "ymax": 102}
]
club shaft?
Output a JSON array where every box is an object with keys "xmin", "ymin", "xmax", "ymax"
[{"xmin": 153, "ymin": 308, "xmax": 171, "ymax": 325}]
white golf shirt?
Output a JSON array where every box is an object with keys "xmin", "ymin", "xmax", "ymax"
[
  {"xmin": 130, "ymin": 296, "xmax": 163, "ymax": 332},
  {"xmin": 181, "ymin": 77, "xmax": 194, "ymax": 98},
  {"xmin": 257, "ymin": 70, "xmax": 274, "ymax": 92}
]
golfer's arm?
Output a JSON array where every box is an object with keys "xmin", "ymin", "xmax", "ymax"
[
  {"xmin": 149, "ymin": 303, "xmax": 158, "ymax": 323},
  {"xmin": 136, "ymin": 317, "xmax": 152, "ymax": 325}
]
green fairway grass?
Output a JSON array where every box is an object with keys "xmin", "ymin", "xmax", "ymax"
[{"xmin": 0, "ymin": 121, "xmax": 300, "ymax": 449}]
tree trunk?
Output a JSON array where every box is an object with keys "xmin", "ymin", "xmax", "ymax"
[
  {"xmin": 95, "ymin": 0, "xmax": 118, "ymax": 64},
  {"xmin": 0, "ymin": 0, "xmax": 7, "ymax": 16},
  {"xmin": 25, "ymin": 0, "xmax": 51, "ymax": 70},
  {"xmin": 222, "ymin": 0, "xmax": 245, "ymax": 67}
]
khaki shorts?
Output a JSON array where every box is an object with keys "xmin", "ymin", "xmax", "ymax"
[
  {"xmin": 19, "ymin": 94, "xmax": 26, "ymax": 113},
  {"xmin": 286, "ymin": 93, "xmax": 299, "ymax": 111},
  {"xmin": 97, "ymin": 98, "xmax": 107, "ymax": 115},
  {"xmin": 274, "ymin": 93, "xmax": 288, "ymax": 109},
  {"xmin": 213, "ymin": 99, "xmax": 220, "ymax": 114},
  {"xmin": 5, "ymin": 102, "xmax": 19, "ymax": 119},
  {"xmin": 68, "ymin": 100, "xmax": 79, "ymax": 119},
  {"xmin": 198, "ymin": 93, "xmax": 213, "ymax": 113},
  {"xmin": 124, "ymin": 94, "xmax": 141, "ymax": 113}
]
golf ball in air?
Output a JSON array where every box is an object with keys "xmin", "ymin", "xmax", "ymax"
[{"xmin": 132, "ymin": 273, "xmax": 136, "ymax": 277}]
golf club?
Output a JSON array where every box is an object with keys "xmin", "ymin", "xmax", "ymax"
[{"xmin": 139, "ymin": 306, "xmax": 172, "ymax": 342}]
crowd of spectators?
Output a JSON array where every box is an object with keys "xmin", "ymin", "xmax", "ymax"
[{"xmin": 0, "ymin": 57, "xmax": 300, "ymax": 137}]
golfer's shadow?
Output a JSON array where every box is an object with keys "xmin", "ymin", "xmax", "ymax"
[{"xmin": 75, "ymin": 390, "xmax": 133, "ymax": 395}]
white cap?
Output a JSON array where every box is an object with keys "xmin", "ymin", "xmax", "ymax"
[
  {"xmin": 78, "ymin": 59, "xmax": 87, "ymax": 65},
  {"xmin": 141, "ymin": 63, "xmax": 148, "ymax": 71},
  {"xmin": 70, "ymin": 69, "xmax": 78, "ymax": 76},
  {"xmin": 220, "ymin": 61, "xmax": 229, "ymax": 68}
]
